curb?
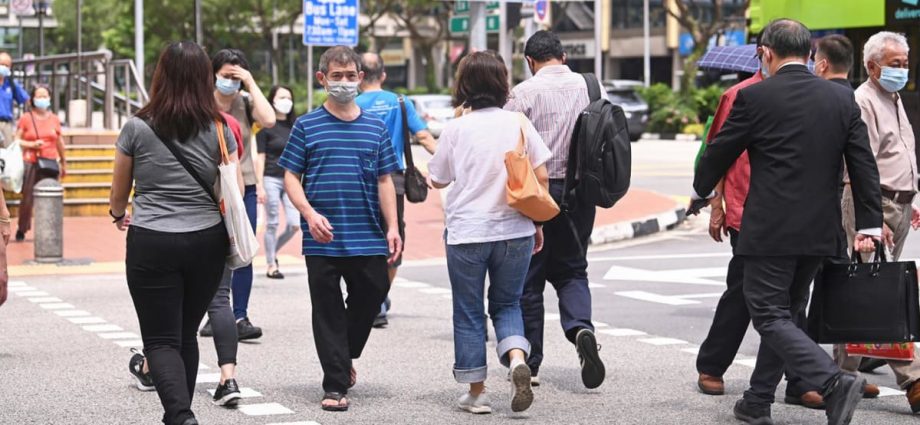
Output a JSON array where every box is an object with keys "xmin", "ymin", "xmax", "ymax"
[{"xmin": 589, "ymin": 207, "xmax": 688, "ymax": 246}]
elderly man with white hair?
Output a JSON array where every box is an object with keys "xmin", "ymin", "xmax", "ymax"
[{"xmin": 835, "ymin": 30, "xmax": 920, "ymax": 414}]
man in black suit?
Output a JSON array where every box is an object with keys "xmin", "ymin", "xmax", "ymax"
[{"xmin": 691, "ymin": 19, "xmax": 883, "ymax": 425}]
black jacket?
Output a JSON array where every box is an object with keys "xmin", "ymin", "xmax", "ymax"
[{"xmin": 693, "ymin": 64, "xmax": 882, "ymax": 256}]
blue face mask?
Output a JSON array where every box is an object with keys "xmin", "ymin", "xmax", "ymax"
[
  {"xmin": 878, "ymin": 65, "xmax": 909, "ymax": 93},
  {"xmin": 0, "ymin": 66, "xmax": 10, "ymax": 78},
  {"xmin": 215, "ymin": 77, "xmax": 240, "ymax": 95},
  {"xmin": 34, "ymin": 98, "xmax": 50, "ymax": 110}
]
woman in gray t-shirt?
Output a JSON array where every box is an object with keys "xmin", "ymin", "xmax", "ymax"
[{"xmin": 109, "ymin": 41, "xmax": 241, "ymax": 425}]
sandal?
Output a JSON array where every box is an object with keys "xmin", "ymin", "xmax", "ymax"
[
  {"xmin": 266, "ymin": 269, "xmax": 284, "ymax": 279},
  {"xmin": 321, "ymin": 392, "xmax": 349, "ymax": 412}
]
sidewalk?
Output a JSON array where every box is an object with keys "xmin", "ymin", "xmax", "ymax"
[{"xmin": 5, "ymin": 188, "xmax": 684, "ymax": 276}]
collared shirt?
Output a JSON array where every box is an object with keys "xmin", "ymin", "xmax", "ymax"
[
  {"xmin": 0, "ymin": 78, "xmax": 28, "ymax": 121},
  {"xmin": 504, "ymin": 64, "xmax": 607, "ymax": 179},
  {"xmin": 854, "ymin": 80, "xmax": 917, "ymax": 193}
]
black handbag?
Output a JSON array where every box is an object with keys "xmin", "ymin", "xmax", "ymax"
[
  {"xmin": 29, "ymin": 110, "xmax": 60, "ymax": 177},
  {"xmin": 398, "ymin": 96, "xmax": 428, "ymax": 204},
  {"xmin": 808, "ymin": 243, "xmax": 920, "ymax": 344}
]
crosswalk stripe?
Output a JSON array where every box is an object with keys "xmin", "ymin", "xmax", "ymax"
[
  {"xmin": 733, "ymin": 358, "xmax": 757, "ymax": 368},
  {"xmin": 8, "ymin": 281, "xmax": 27, "ymax": 287},
  {"xmin": 637, "ymin": 337, "xmax": 688, "ymax": 346},
  {"xmin": 16, "ymin": 291, "xmax": 50, "ymax": 297},
  {"xmin": 196, "ymin": 373, "xmax": 221, "ymax": 383},
  {"xmin": 265, "ymin": 422, "xmax": 321, "ymax": 425},
  {"xmin": 599, "ymin": 328, "xmax": 647, "ymax": 337},
  {"xmin": 206, "ymin": 387, "xmax": 263, "ymax": 398},
  {"xmin": 7, "ymin": 286, "xmax": 37, "ymax": 292},
  {"xmin": 238, "ymin": 403, "xmax": 295, "ymax": 416},
  {"xmin": 393, "ymin": 281, "xmax": 430, "ymax": 289},
  {"xmin": 419, "ymin": 288, "xmax": 451, "ymax": 295},
  {"xmin": 55, "ymin": 310, "xmax": 91, "ymax": 317},
  {"xmin": 28, "ymin": 297, "xmax": 62, "ymax": 303},
  {"xmin": 83, "ymin": 324, "xmax": 123, "ymax": 332},
  {"xmin": 114, "ymin": 340, "xmax": 144, "ymax": 348},
  {"xmin": 615, "ymin": 291, "xmax": 699, "ymax": 306},
  {"xmin": 40, "ymin": 303, "xmax": 76, "ymax": 310},
  {"xmin": 878, "ymin": 386, "xmax": 905, "ymax": 397},
  {"xmin": 98, "ymin": 332, "xmax": 140, "ymax": 340},
  {"xmin": 68, "ymin": 317, "xmax": 107, "ymax": 324}
]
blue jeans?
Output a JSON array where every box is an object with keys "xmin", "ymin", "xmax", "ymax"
[
  {"xmin": 447, "ymin": 235, "xmax": 534, "ymax": 383},
  {"xmin": 231, "ymin": 185, "xmax": 258, "ymax": 320},
  {"xmin": 263, "ymin": 176, "xmax": 299, "ymax": 266}
]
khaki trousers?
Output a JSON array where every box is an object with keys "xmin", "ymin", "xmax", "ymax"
[{"xmin": 836, "ymin": 185, "xmax": 920, "ymax": 389}]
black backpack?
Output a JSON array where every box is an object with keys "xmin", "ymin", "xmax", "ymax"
[{"xmin": 562, "ymin": 73, "xmax": 632, "ymax": 210}]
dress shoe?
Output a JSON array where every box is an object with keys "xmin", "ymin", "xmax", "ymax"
[
  {"xmin": 698, "ymin": 373, "xmax": 724, "ymax": 395},
  {"xmin": 863, "ymin": 383, "xmax": 880, "ymax": 399},
  {"xmin": 907, "ymin": 380, "xmax": 920, "ymax": 413},
  {"xmin": 825, "ymin": 373, "xmax": 866, "ymax": 425},
  {"xmin": 784, "ymin": 390, "xmax": 825, "ymax": 409},
  {"xmin": 733, "ymin": 399, "xmax": 774, "ymax": 425},
  {"xmin": 857, "ymin": 358, "xmax": 886, "ymax": 373}
]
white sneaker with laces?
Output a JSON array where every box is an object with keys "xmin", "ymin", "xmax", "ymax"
[{"xmin": 458, "ymin": 391, "xmax": 492, "ymax": 414}]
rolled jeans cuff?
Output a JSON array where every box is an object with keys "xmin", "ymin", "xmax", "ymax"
[
  {"xmin": 496, "ymin": 335, "xmax": 531, "ymax": 368},
  {"xmin": 453, "ymin": 365, "xmax": 488, "ymax": 384}
]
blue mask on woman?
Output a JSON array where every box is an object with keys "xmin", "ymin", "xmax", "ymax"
[
  {"xmin": 34, "ymin": 98, "xmax": 51, "ymax": 110},
  {"xmin": 878, "ymin": 66, "xmax": 909, "ymax": 93},
  {"xmin": 215, "ymin": 77, "xmax": 240, "ymax": 95}
]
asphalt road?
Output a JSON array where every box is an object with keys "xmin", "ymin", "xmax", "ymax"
[{"xmin": 4, "ymin": 141, "xmax": 920, "ymax": 424}]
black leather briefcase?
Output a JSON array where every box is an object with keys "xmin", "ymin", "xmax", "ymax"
[{"xmin": 808, "ymin": 245, "xmax": 920, "ymax": 344}]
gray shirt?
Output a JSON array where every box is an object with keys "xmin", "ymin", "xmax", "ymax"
[
  {"xmin": 228, "ymin": 94, "xmax": 257, "ymax": 186},
  {"xmin": 116, "ymin": 117, "xmax": 238, "ymax": 233}
]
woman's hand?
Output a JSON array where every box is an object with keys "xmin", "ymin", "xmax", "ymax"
[
  {"xmin": 114, "ymin": 213, "xmax": 131, "ymax": 231},
  {"xmin": 256, "ymin": 185, "xmax": 267, "ymax": 204}
]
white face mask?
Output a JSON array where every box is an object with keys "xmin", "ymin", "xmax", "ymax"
[
  {"xmin": 325, "ymin": 80, "xmax": 360, "ymax": 104},
  {"xmin": 274, "ymin": 98, "xmax": 293, "ymax": 115}
]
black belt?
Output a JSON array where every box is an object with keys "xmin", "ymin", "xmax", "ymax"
[{"xmin": 881, "ymin": 189, "xmax": 915, "ymax": 204}]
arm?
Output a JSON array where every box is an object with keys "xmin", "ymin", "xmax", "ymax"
[
  {"xmin": 285, "ymin": 170, "xmax": 333, "ymax": 243},
  {"xmin": 109, "ymin": 150, "xmax": 134, "ymax": 231},
  {"xmin": 693, "ymin": 92, "xmax": 754, "ymax": 200},
  {"xmin": 56, "ymin": 130, "xmax": 66, "ymax": 178},
  {"xmin": 843, "ymin": 98, "xmax": 883, "ymax": 248},
  {"xmin": 234, "ymin": 66, "xmax": 275, "ymax": 129},
  {"xmin": 415, "ymin": 130, "xmax": 437, "ymax": 155},
  {"xmin": 253, "ymin": 136, "xmax": 265, "ymax": 203},
  {"xmin": 378, "ymin": 173, "xmax": 402, "ymax": 264}
]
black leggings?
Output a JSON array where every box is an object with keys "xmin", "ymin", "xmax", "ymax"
[{"xmin": 126, "ymin": 223, "xmax": 228, "ymax": 425}]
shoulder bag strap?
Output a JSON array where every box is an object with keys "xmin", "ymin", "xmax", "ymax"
[
  {"xmin": 516, "ymin": 113, "xmax": 528, "ymax": 155},
  {"xmin": 143, "ymin": 119, "xmax": 219, "ymax": 205},
  {"xmin": 398, "ymin": 96, "xmax": 416, "ymax": 170}
]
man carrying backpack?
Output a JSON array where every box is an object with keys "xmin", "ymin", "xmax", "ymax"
[{"xmin": 505, "ymin": 30, "xmax": 619, "ymax": 389}]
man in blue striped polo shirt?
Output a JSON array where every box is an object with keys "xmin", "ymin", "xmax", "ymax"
[{"xmin": 279, "ymin": 46, "xmax": 402, "ymax": 412}]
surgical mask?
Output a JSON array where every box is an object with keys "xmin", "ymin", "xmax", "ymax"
[
  {"xmin": 325, "ymin": 80, "xmax": 359, "ymax": 104},
  {"xmin": 760, "ymin": 63, "xmax": 770, "ymax": 79},
  {"xmin": 215, "ymin": 77, "xmax": 240, "ymax": 95},
  {"xmin": 0, "ymin": 66, "xmax": 10, "ymax": 78},
  {"xmin": 34, "ymin": 98, "xmax": 50, "ymax": 110},
  {"xmin": 274, "ymin": 98, "xmax": 293, "ymax": 114},
  {"xmin": 878, "ymin": 66, "xmax": 909, "ymax": 93}
]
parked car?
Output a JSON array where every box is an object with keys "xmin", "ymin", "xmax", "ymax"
[
  {"xmin": 604, "ymin": 80, "xmax": 649, "ymax": 141},
  {"xmin": 408, "ymin": 94, "xmax": 454, "ymax": 138}
]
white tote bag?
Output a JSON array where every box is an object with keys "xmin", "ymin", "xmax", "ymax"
[
  {"xmin": 214, "ymin": 122, "xmax": 260, "ymax": 270},
  {"xmin": 0, "ymin": 140, "xmax": 24, "ymax": 193}
]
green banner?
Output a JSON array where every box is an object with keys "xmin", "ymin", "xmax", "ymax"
[{"xmin": 749, "ymin": 0, "xmax": 885, "ymax": 33}]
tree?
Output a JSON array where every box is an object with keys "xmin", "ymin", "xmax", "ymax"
[
  {"xmin": 666, "ymin": 0, "xmax": 750, "ymax": 94},
  {"xmin": 389, "ymin": 0, "xmax": 452, "ymax": 92},
  {"xmin": 216, "ymin": 0, "xmax": 302, "ymax": 84}
]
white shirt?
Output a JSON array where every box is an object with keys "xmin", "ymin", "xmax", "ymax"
[{"xmin": 428, "ymin": 108, "xmax": 552, "ymax": 245}]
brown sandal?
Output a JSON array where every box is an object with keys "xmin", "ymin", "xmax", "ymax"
[{"xmin": 321, "ymin": 392, "xmax": 348, "ymax": 412}]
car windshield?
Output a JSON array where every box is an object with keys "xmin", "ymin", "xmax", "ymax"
[
  {"xmin": 607, "ymin": 90, "xmax": 644, "ymax": 107},
  {"xmin": 420, "ymin": 98, "xmax": 453, "ymax": 110}
]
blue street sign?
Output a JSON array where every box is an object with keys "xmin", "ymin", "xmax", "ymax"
[
  {"xmin": 534, "ymin": 0, "xmax": 549, "ymax": 22},
  {"xmin": 303, "ymin": 0, "xmax": 360, "ymax": 46}
]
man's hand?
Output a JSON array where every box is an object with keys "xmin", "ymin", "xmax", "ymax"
[
  {"xmin": 912, "ymin": 205, "xmax": 920, "ymax": 230},
  {"xmin": 882, "ymin": 224, "xmax": 895, "ymax": 248},
  {"xmin": 709, "ymin": 207, "xmax": 727, "ymax": 242},
  {"xmin": 533, "ymin": 225, "xmax": 544, "ymax": 255},
  {"xmin": 386, "ymin": 228, "xmax": 403, "ymax": 265},
  {"xmin": 114, "ymin": 213, "xmax": 131, "ymax": 231},
  {"xmin": 306, "ymin": 211, "xmax": 334, "ymax": 243},
  {"xmin": 854, "ymin": 233, "xmax": 881, "ymax": 253}
]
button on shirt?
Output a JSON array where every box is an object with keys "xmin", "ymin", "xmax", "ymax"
[
  {"xmin": 277, "ymin": 107, "xmax": 400, "ymax": 257},
  {"xmin": 854, "ymin": 80, "xmax": 918, "ymax": 193},
  {"xmin": 0, "ymin": 78, "xmax": 28, "ymax": 121},
  {"xmin": 504, "ymin": 65, "xmax": 607, "ymax": 179}
]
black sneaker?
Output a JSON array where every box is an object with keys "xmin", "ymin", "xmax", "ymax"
[
  {"xmin": 373, "ymin": 315, "xmax": 388, "ymax": 328},
  {"xmin": 212, "ymin": 378, "xmax": 242, "ymax": 407},
  {"xmin": 575, "ymin": 329, "xmax": 605, "ymax": 389},
  {"xmin": 128, "ymin": 348, "xmax": 155, "ymax": 391},
  {"xmin": 237, "ymin": 317, "xmax": 263, "ymax": 341},
  {"xmin": 733, "ymin": 399, "xmax": 774, "ymax": 425},
  {"xmin": 199, "ymin": 319, "xmax": 213, "ymax": 337},
  {"xmin": 857, "ymin": 358, "xmax": 886, "ymax": 373}
]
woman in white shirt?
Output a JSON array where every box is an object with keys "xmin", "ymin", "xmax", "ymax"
[{"xmin": 428, "ymin": 51, "xmax": 551, "ymax": 415}]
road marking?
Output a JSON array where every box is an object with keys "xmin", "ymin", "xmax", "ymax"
[
  {"xmin": 599, "ymin": 328, "xmax": 647, "ymax": 337},
  {"xmin": 266, "ymin": 422, "xmax": 321, "ymax": 425},
  {"xmin": 589, "ymin": 252, "xmax": 732, "ymax": 262},
  {"xmin": 733, "ymin": 358, "xmax": 757, "ymax": 368},
  {"xmin": 677, "ymin": 293, "xmax": 724, "ymax": 299},
  {"xmin": 419, "ymin": 287, "xmax": 451, "ymax": 295},
  {"xmin": 98, "ymin": 332, "xmax": 140, "ymax": 340},
  {"xmin": 55, "ymin": 310, "xmax": 91, "ymax": 317},
  {"xmin": 878, "ymin": 386, "xmax": 905, "ymax": 397},
  {"xmin": 616, "ymin": 291, "xmax": 699, "ymax": 306},
  {"xmin": 114, "ymin": 340, "xmax": 144, "ymax": 348},
  {"xmin": 196, "ymin": 373, "xmax": 221, "ymax": 383},
  {"xmin": 681, "ymin": 347, "xmax": 701, "ymax": 355},
  {"xmin": 28, "ymin": 297, "xmax": 62, "ymax": 303},
  {"xmin": 7, "ymin": 286, "xmax": 37, "ymax": 292},
  {"xmin": 594, "ymin": 322, "xmax": 610, "ymax": 328},
  {"xmin": 588, "ymin": 282, "xmax": 606, "ymax": 288},
  {"xmin": 207, "ymin": 387, "xmax": 263, "ymax": 398},
  {"xmin": 238, "ymin": 403, "xmax": 295, "ymax": 416},
  {"xmin": 16, "ymin": 291, "xmax": 50, "ymax": 297},
  {"xmin": 441, "ymin": 295, "xmax": 452, "ymax": 300},
  {"xmin": 8, "ymin": 281, "xmax": 26, "ymax": 287},
  {"xmin": 199, "ymin": 363, "xmax": 210, "ymax": 370},
  {"xmin": 40, "ymin": 303, "xmax": 76, "ymax": 310},
  {"xmin": 68, "ymin": 317, "xmax": 107, "ymax": 324},
  {"xmin": 637, "ymin": 337, "xmax": 688, "ymax": 346},
  {"xmin": 83, "ymin": 324, "xmax": 124, "ymax": 332},
  {"xmin": 393, "ymin": 281, "xmax": 430, "ymax": 289},
  {"xmin": 545, "ymin": 313, "xmax": 561, "ymax": 321},
  {"xmin": 604, "ymin": 265, "xmax": 723, "ymax": 286}
]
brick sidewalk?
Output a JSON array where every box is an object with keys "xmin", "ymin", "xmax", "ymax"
[{"xmin": 6, "ymin": 188, "xmax": 680, "ymax": 275}]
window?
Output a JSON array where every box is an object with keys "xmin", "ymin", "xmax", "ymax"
[{"xmin": 613, "ymin": 0, "xmax": 666, "ymax": 30}]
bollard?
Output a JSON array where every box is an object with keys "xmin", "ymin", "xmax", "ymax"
[{"xmin": 34, "ymin": 178, "xmax": 64, "ymax": 263}]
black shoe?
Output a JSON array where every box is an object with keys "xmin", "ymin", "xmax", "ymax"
[
  {"xmin": 237, "ymin": 317, "xmax": 263, "ymax": 341},
  {"xmin": 825, "ymin": 373, "xmax": 866, "ymax": 425},
  {"xmin": 373, "ymin": 315, "xmax": 388, "ymax": 328},
  {"xmin": 180, "ymin": 418, "xmax": 199, "ymax": 425},
  {"xmin": 15, "ymin": 230, "xmax": 24, "ymax": 242},
  {"xmin": 128, "ymin": 348, "xmax": 155, "ymax": 391},
  {"xmin": 733, "ymin": 399, "xmax": 774, "ymax": 425},
  {"xmin": 212, "ymin": 378, "xmax": 242, "ymax": 407},
  {"xmin": 857, "ymin": 358, "xmax": 886, "ymax": 373},
  {"xmin": 575, "ymin": 329, "xmax": 605, "ymax": 389},
  {"xmin": 199, "ymin": 320, "xmax": 213, "ymax": 337}
]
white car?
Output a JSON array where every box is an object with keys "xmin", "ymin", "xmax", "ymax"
[{"xmin": 408, "ymin": 94, "xmax": 454, "ymax": 138}]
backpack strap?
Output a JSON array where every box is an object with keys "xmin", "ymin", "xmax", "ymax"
[
  {"xmin": 581, "ymin": 73, "xmax": 601, "ymax": 102},
  {"xmin": 397, "ymin": 96, "xmax": 416, "ymax": 170}
]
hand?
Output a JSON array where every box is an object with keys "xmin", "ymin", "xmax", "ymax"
[
  {"xmin": 709, "ymin": 207, "xmax": 727, "ymax": 243},
  {"xmin": 0, "ymin": 267, "xmax": 7, "ymax": 307},
  {"xmin": 229, "ymin": 65, "xmax": 256, "ymax": 90},
  {"xmin": 114, "ymin": 213, "xmax": 131, "ymax": 231},
  {"xmin": 0, "ymin": 220, "xmax": 10, "ymax": 245},
  {"xmin": 912, "ymin": 206, "xmax": 920, "ymax": 230},
  {"xmin": 386, "ymin": 228, "xmax": 403, "ymax": 265},
  {"xmin": 59, "ymin": 163, "xmax": 66, "ymax": 179},
  {"xmin": 533, "ymin": 225, "xmax": 544, "ymax": 255},
  {"xmin": 854, "ymin": 233, "xmax": 881, "ymax": 253},
  {"xmin": 882, "ymin": 224, "xmax": 895, "ymax": 248},
  {"xmin": 256, "ymin": 186, "xmax": 267, "ymax": 204},
  {"xmin": 34, "ymin": 140, "xmax": 44, "ymax": 149},
  {"xmin": 306, "ymin": 211, "xmax": 334, "ymax": 243}
]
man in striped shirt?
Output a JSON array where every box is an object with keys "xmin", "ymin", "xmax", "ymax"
[
  {"xmin": 505, "ymin": 30, "xmax": 608, "ymax": 389},
  {"xmin": 279, "ymin": 46, "xmax": 402, "ymax": 412}
]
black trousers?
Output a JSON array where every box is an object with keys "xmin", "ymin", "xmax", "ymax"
[
  {"xmin": 306, "ymin": 255, "xmax": 390, "ymax": 393},
  {"xmin": 696, "ymin": 229, "xmax": 748, "ymax": 377},
  {"xmin": 126, "ymin": 224, "xmax": 228, "ymax": 425},
  {"xmin": 742, "ymin": 255, "xmax": 840, "ymax": 406},
  {"xmin": 521, "ymin": 179, "xmax": 595, "ymax": 375}
]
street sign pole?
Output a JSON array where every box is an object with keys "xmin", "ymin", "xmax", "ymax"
[
  {"xmin": 469, "ymin": 1, "xmax": 487, "ymax": 52},
  {"xmin": 643, "ymin": 0, "xmax": 651, "ymax": 87},
  {"xmin": 593, "ymin": 0, "xmax": 602, "ymax": 78},
  {"xmin": 499, "ymin": 1, "xmax": 511, "ymax": 76},
  {"xmin": 307, "ymin": 45, "xmax": 313, "ymax": 112},
  {"xmin": 135, "ymin": 0, "xmax": 144, "ymax": 80}
]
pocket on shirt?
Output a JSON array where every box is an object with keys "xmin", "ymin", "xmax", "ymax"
[{"xmin": 360, "ymin": 151, "xmax": 378, "ymax": 179}]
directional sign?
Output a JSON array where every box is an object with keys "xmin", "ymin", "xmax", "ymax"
[
  {"xmin": 534, "ymin": 0, "xmax": 550, "ymax": 24},
  {"xmin": 449, "ymin": 14, "xmax": 501, "ymax": 35},
  {"xmin": 455, "ymin": 0, "xmax": 470, "ymax": 13},
  {"xmin": 10, "ymin": 0, "xmax": 34, "ymax": 16},
  {"xmin": 303, "ymin": 0, "xmax": 360, "ymax": 47}
]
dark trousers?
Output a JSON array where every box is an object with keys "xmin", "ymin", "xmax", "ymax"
[
  {"xmin": 306, "ymin": 255, "xmax": 390, "ymax": 393},
  {"xmin": 231, "ymin": 184, "xmax": 258, "ymax": 320},
  {"xmin": 521, "ymin": 179, "xmax": 595, "ymax": 374},
  {"xmin": 126, "ymin": 224, "xmax": 228, "ymax": 425},
  {"xmin": 696, "ymin": 229, "xmax": 747, "ymax": 377},
  {"xmin": 742, "ymin": 255, "xmax": 840, "ymax": 406},
  {"xmin": 17, "ymin": 162, "xmax": 57, "ymax": 234},
  {"xmin": 207, "ymin": 266, "xmax": 237, "ymax": 366}
]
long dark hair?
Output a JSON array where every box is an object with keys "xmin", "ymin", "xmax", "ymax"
[
  {"xmin": 136, "ymin": 41, "xmax": 222, "ymax": 142},
  {"xmin": 267, "ymin": 85, "xmax": 295, "ymax": 127}
]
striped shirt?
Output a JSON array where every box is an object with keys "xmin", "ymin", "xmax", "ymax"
[
  {"xmin": 278, "ymin": 107, "xmax": 400, "ymax": 257},
  {"xmin": 505, "ymin": 65, "xmax": 608, "ymax": 179}
]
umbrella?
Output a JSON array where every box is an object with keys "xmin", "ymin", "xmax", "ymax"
[{"xmin": 697, "ymin": 43, "xmax": 814, "ymax": 74}]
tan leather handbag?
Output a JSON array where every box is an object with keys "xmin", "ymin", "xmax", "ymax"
[{"xmin": 504, "ymin": 114, "xmax": 560, "ymax": 222}]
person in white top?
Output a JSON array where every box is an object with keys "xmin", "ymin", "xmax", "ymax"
[{"xmin": 428, "ymin": 51, "xmax": 551, "ymax": 415}]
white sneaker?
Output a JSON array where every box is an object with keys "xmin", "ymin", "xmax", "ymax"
[
  {"xmin": 458, "ymin": 392, "xmax": 492, "ymax": 414},
  {"xmin": 510, "ymin": 361, "xmax": 534, "ymax": 412}
]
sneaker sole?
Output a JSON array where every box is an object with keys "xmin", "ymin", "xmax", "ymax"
[
  {"xmin": 213, "ymin": 392, "xmax": 242, "ymax": 407},
  {"xmin": 830, "ymin": 376, "xmax": 866, "ymax": 425},
  {"xmin": 459, "ymin": 404, "xmax": 492, "ymax": 414},
  {"xmin": 238, "ymin": 331, "xmax": 263, "ymax": 341},
  {"xmin": 577, "ymin": 330, "xmax": 605, "ymax": 389},
  {"xmin": 133, "ymin": 376, "xmax": 155, "ymax": 392},
  {"xmin": 510, "ymin": 363, "xmax": 534, "ymax": 413}
]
